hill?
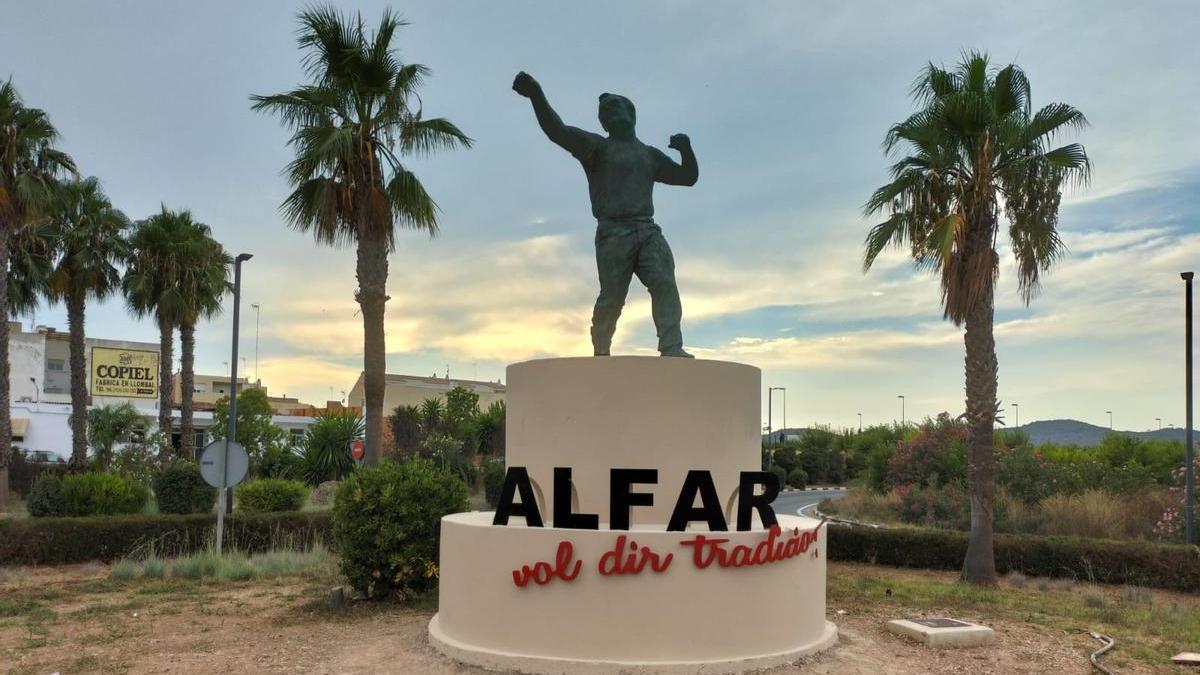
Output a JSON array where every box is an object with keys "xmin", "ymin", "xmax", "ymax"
[{"xmin": 1016, "ymin": 419, "xmax": 1190, "ymax": 446}]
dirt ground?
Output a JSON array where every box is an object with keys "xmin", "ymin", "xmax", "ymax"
[{"xmin": 0, "ymin": 562, "xmax": 1185, "ymax": 674}]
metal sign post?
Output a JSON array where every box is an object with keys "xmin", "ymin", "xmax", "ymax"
[{"xmin": 200, "ymin": 439, "xmax": 248, "ymax": 556}]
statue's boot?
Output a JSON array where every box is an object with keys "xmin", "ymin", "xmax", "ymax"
[{"xmin": 660, "ymin": 347, "xmax": 694, "ymax": 358}]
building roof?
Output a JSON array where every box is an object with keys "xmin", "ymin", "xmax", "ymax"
[{"xmin": 379, "ymin": 372, "xmax": 506, "ymax": 392}]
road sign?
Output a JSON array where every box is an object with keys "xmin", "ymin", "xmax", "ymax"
[
  {"xmin": 350, "ymin": 439, "xmax": 365, "ymax": 462},
  {"xmin": 199, "ymin": 440, "xmax": 249, "ymax": 489}
]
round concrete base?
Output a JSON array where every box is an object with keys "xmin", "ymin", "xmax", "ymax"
[{"xmin": 429, "ymin": 614, "xmax": 838, "ymax": 675}]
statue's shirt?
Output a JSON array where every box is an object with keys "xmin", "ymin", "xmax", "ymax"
[{"xmin": 572, "ymin": 135, "xmax": 677, "ymax": 221}]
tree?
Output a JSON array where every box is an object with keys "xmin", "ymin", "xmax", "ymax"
[
  {"xmin": 46, "ymin": 177, "xmax": 131, "ymax": 469},
  {"xmin": 210, "ymin": 387, "xmax": 290, "ymax": 464},
  {"xmin": 862, "ymin": 52, "xmax": 1090, "ymax": 584},
  {"xmin": 475, "ymin": 400, "xmax": 506, "ymax": 458},
  {"xmin": 123, "ymin": 206, "xmax": 213, "ymax": 450},
  {"xmin": 86, "ymin": 403, "xmax": 146, "ymax": 471},
  {"xmin": 299, "ymin": 412, "xmax": 364, "ymax": 485},
  {"xmin": 252, "ymin": 6, "xmax": 471, "ymax": 466},
  {"xmin": 0, "ymin": 80, "xmax": 76, "ymax": 513},
  {"xmin": 388, "ymin": 404, "xmax": 422, "ymax": 456},
  {"xmin": 176, "ymin": 231, "xmax": 230, "ymax": 460}
]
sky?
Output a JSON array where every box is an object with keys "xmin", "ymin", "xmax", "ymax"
[{"xmin": 2, "ymin": 1, "xmax": 1199, "ymax": 431}]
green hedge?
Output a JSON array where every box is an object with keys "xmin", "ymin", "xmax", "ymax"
[
  {"xmin": 829, "ymin": 524, "xmax": 1200, "ymax": 592},
  {"xmin": 0, "ymin": 511, "xmax": 332, "ymax": 566}
]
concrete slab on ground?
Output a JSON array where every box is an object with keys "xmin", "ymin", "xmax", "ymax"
[{"xmin": 887, "ymin": 618, "xmax": 995, "ymax": 648}]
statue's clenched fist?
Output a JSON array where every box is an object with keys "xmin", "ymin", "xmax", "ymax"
[
  {"xmin": 512, "ymin": 71, "xmax": 541, "ymax": 98},
  {"xmin": 668, "ymin": 133, "xmax": 691, "ymax": 151}
]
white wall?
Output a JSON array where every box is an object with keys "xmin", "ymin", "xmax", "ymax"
[{"xmin": 10, "ymin": 402, "xmax": 73, "ymax": 457}]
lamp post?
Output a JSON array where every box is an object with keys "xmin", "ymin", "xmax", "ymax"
[
  {"xmin": 1156, "ymin": 417, "xmax": 1162, "ymax": 430},
  {"xmin": 251, "ymin": 302, "xmax": 261, "ymax": 384},
  {"xmin": 1106, "ymin": 410, "xmax": 1113, "ymax": 430},
  {"xmin": 897, "ymin": 394, "xmax": 905, "ymax": 426},
  {"xmin": 218, "ymin": 252, "xmax": 253, "ymax": 551},
  {"xmin": 1183, "ymin": 271, "xmax": 1195, "ymax": 545},
  {"xmin": 1012, "ymin": 403, "xmax": 1019, "ymax": 428},
  {"xmin": 857, "ymin": 412, "xmax": 862, "ymax": 432},
  {"xmin": 767, "ymin": 386, "xmax": 786, "ymax": 446}
]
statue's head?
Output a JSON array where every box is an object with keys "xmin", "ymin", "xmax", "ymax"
[{"xmin": 598, "ymin": 93, "xmax": 636, "ymax": 138}]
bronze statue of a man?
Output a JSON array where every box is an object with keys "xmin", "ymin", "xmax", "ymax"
[{"xmin": 514, "ymin": 72, "xmax": 698, "ymax": 358}]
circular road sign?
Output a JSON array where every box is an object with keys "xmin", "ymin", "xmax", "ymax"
[
  {"xmin": 199, "ymin": 440, "xmax": 250, "ymax": 489},
  {"xmin": 350, "ymin": 439, "xmax": 365, "ymax": 461}
]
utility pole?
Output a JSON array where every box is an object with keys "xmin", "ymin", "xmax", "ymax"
[
  {"xmin": 1184, "ymin": 271, "xmax": 1195, "ymax": 545},
  {"xmin": 251, "ymin": 303, "xmax": 261, "ymax": 383}
]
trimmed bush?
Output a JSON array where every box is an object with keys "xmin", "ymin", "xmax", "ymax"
[
  {"xmin": 154, "ymin": 462, "xmax": 217, "ymax": 515},
  {"xmin": 483, "ymin": 460, "xmax": 505, "ymax": 508},
  {"xmin": 829, "ymin": 524, "xmax": 1200, "ymax": 592},
  {"xmin": 27, "ymin": 473, "xmax": 66, "ymax": 517},
  {"xmin": 0, "ymin": 511, "xmax": 332, "ymax": 565},
  {"xmin": 769, "ymin": 465, "xmax": 787, "ymax": 489},
  {"xmin": 60, "ymin": 472, "xmax": 148, "ymax": 517},
  {"xmin": 236, "ymin": 478, "xmax": 309, "ymax": 513},
  {"xmin": 333, "ymin": 458, "xmax": 469, "ymax": 599},
  {"xmin": 787, "ymin": 468, "xmax": 808, "ymax": 490}
]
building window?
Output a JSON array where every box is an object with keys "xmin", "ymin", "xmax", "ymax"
[
  {"xmin": 193, "ymin": 382, "xmax": 208, "ymax": 393},
  {"xmin": 46, "ymin": 359, "xmax": 65, "ymax": 372}
]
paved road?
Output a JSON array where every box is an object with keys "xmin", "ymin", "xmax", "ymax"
[{"xmin": 773, "ymin": 488, "xmax": 848, "ymax": 518}]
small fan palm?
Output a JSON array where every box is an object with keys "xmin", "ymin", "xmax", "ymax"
[
  {"xmin": 862, "ymin": 52, "xmax": 1090, "ymax": 584},
  {"xmin": 0, "ymin": 80, "xmax": 75, "ymax": 511},
  {"xmin": 46, "ymin": 176, "xmax": 131, "ymax": 468},
  {"xmin": 252, "ymin": 6, "xmax": 472, "ymax": 466}
]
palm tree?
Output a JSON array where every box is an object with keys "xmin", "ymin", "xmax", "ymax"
[
  {"xmin": 252, "ymin": 6, "xmax": 471, "ymax": 466},
  {"xmin": 177, "ymin": 234, "xmax": 230, "ymax": 460},
  {"xmin": 47, "ymin": 177, "xmax": 131, "ymax": 469},
  {"xmin": 862, "ymin": 52, "xmax": 1090, "ymax": 584},
  {"xmin": 0, "ymin": 80, "xmax": 75, "ymax": 512},
  {"xmin": 123, "ymin": 206, "xmax": 205, "ymax": 449}
]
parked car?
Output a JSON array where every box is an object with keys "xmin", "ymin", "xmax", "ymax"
[{"xmin": 26, "ymin": 450, "xmax": 66, "ymax": 465}]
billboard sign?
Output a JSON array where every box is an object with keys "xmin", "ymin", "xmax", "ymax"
[{"xmin": 90, "ymin": 346, "xmax": 158, "ymax": 398}]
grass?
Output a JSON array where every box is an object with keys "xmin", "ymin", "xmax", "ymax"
[
  {"xmin": 108, "ymin": 543, "xmax": 331, "ymax": 583},
  {"xmin": 830, "ymin": 562, "xmax": 1200, "ymax": 667}
]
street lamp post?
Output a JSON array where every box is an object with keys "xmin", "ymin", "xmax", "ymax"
[
  {"xmin": 1183, "ymin": 271, "xmax": 1195, "ymax": 545},
  {"xmin": 1106, "ymin": 410, "xmax": 1113, "ymax": 430},
  {"xmin": 857, "ymin": 412, "xmax": 862, "ymax": 433},
  {"xmin": 1156, "ymin": 417, "xmax": 1162, "ymax": 431},
  {"xmin": 217, "ymin": 252, "xmax": 253, "ymax": 552},
  {"xmin": 897, "ymin": 394, "xmax": 905, "ymax": 426},
  {"xmin": 1012, "ymin": 403, "xmax": 1019, "ymax": 428}
]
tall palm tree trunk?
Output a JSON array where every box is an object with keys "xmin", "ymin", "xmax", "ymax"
[
  {"xmin": 180, "ymin": 321, "xmax": 196, "ymax": 460},
  {"xmin": 157, "ymin": 315, "xmax": 174, "ymax": 445},
  {"xmin": 961, "ymin": 259, "xmax": 999, "ymax": 585},
  {"xmin": 0, "ymin": 219, "xmax": 12, "ymax": 513},
  {"xmin": 67, "ymin": 289, "xmax": 89, "ymax": 470},
  {"xmin": 356, "ymin": 234, "xmax": 389, "ymax": 467}
]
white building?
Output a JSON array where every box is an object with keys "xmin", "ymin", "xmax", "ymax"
[{"xmin": 8, "ymin": 322, "xmax": 316, "ymax": 459}]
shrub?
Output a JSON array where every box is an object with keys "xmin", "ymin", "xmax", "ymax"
[
  {"xmin": 787, "ymin": 468, "xmax": 808, "ymax": 490},
  {"xmin": 309, "ymin": 480, "xmax": 338, "ymax": 507},
  {"xmin": 896, "ymin": 482, "xmax": 969, "ymax": 530},
  {"xmin": 0, "ymin": 511, "xmax": 332, "ymax": 565},
  {"xmin": 829, "ymin": 524, "xmax": 1200, "ymax": 592},
  {"xmin": 236, "ymin": 478, "xmax": 309, "ymax": 513},
  {"xmin": 154, "ymin": 462, "xmax": 217, "ymax": 515},
  {"xmin": 483, "ymin": 460, "xmax": 506, "ymax": 508},
  {"xmin": 333, "ymin": 458, "xmax": 468, "ymax": 599},
  {"xmin": 886, "ymin": 413, "xmax": 968, "ymax": 490},
  {"xmin": 769, "ymin": 465, "xmax": 788, "ymax": 489},
  {"xmin": 300, "ymin": 413, "xmax": 363, "ymax": 485},
  {"xmin": 60, "ymin": 472, "xmax": 148, "ymax": 517},
  {"xmin": 27, "ymin": 473, "xmax": 66, "ymax": 517}
]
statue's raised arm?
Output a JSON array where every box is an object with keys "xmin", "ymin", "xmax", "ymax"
[{"xmin": 513, "ymin": 72, "xmax": 601, "ymax": 160}]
